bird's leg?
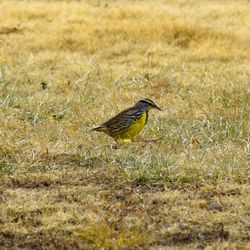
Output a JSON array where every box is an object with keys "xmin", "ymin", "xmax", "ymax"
[
  {"xmin": 111, "ymin": 141, "xmax": 119, "ymax": 149},
  {"xmin": 133, "ymin": 135, "xmax": 144, "ymax": 143},
  {"xmin": 111, "ymin": 140, "xmax": 122, "ymax": 149},
  {"xmin": 111, "ymin": 138, "xmax": 131, "ymax": 149}
]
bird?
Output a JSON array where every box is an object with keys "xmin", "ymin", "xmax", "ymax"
[{"xmin": 92, "ymin": 98, "xmax": 162, "ymax": 143}]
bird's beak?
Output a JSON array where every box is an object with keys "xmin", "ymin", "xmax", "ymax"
[{"xmin": 153, "ymin": 104, "xmax": 162, "ymax": 111}]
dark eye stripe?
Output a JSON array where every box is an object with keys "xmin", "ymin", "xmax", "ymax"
[{"xmin": 140, "ymin": 99, "xmax": 154, "ymax": 106}]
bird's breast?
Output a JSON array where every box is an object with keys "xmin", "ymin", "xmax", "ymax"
[
  {"xmin": 111, "ymin": 112, "xmax": 148, "ymax": 142},
  {"xmin": 126, "ymin": 112, "xmax": 147, "ymax": 136}
]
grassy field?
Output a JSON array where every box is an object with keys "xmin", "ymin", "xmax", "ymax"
[{"xmin": 0, "ymin": 0, "xmax": 250, "ymax": 249}]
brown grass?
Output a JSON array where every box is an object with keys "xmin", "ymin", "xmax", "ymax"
[{"xmin": 0, "ymin": 0, "xmax": 250, "ymax": 249}]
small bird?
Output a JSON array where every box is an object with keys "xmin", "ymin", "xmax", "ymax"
[{"xmin": 92, "ymin": 98, "xmax": 162, "ymax": 143}]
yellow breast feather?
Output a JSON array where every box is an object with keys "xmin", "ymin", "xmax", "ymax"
[{"xmin": 116, "ymin": 112, "xmax": 147, "ymax": 143}]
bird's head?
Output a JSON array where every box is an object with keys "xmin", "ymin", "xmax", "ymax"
[{"xmin": 136, "ymin": 98, "xmax": 162, "ymax": 111}]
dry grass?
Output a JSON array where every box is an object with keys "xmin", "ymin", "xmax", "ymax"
[{"xmin": 0, "ymin": 0, "xmax": 250, "ymax": 249}]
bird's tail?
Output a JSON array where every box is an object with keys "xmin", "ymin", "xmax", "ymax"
[{"xmin": 91, "ymin": 125, "xmax": 107, "ymax": 132}]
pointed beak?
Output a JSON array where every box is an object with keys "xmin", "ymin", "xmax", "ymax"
[{"xmin": 153, "ymin": 104, "xmax": 162, "ymax": 111}]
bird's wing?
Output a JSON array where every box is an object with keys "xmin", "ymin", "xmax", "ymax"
[{"xmin": 102, "ymin": 107, "xmax": 143, "ymax": 134}]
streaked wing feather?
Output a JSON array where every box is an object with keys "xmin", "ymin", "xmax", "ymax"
[{"xmin": 101, "ymin": 107, "xmax": 143, "ymax": 135}]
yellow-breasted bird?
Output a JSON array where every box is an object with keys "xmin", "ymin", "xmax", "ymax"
[{"xmin": 92, "ymin": 98, "xmax": 162, "ymax": 143}]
